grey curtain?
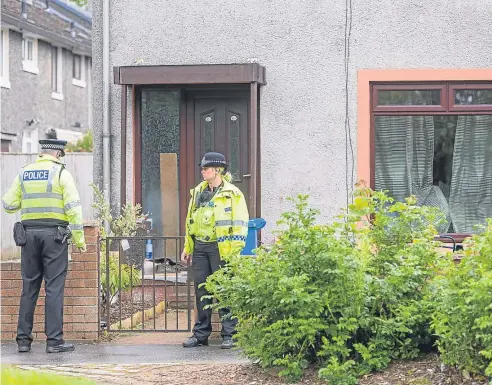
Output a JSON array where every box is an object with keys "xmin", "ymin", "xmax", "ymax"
[
  {"xmin": 375, "ymin": 116, "xmax": 451, "ymax": 233},
  {"xmin": 449, "ymin": 115, "xmax": 492, "ymax": 233}
]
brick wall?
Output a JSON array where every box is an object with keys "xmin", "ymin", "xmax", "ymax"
[
  {"xmin": 1, "ymin": 225, "xmax": 100, "ymax": 342},
  {"xmin": 211, "ymin": 311, "xmax": 222, "ymax": 332}
]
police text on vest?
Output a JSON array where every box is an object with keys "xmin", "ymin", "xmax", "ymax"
[{"xmin": 23, "ymin": 170, "xmax": 49, "ymax": 181}]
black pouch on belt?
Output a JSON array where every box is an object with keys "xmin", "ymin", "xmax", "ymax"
[
  {"xmin": 13, "ymin": 222, "xmax": 27, "ymax": 246},
  {"xmin": 54, "ymin": 226, "xmax": 68, "ymax": 244}
]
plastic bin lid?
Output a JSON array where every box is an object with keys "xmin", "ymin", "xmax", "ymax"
[{"xmin": 248, "ymin": 218, "xmax": 266, "ymax": 230}]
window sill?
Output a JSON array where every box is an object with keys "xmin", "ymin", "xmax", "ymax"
[
  {"xmin": 22, "ymin": 61, "xmax": 39, "ymax": 75},
  {"xmin": 435, "ymin": 233, "xmax": 472, "ymax": 243},
  {"xmin": 0, "ymin": 78, "xmax": 11, "ymax": 89},
  {"xmin": 51, "ymin": 91, "xmax": 64, "ymax": 101},
  {"xmin": 72, "ymin": 78, "xmax": 86, "ymax": 88}
]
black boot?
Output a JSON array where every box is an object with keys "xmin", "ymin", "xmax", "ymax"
[
  {"xmin": 17, "ymin": 343, "xmax": 31, "ymax": 353},
  {"xmin": 220, "ymin": 337, "xmax": 234, "ymax": 349},
  {"xmin": 182, "ymin": 336, "xmax": 208, "ymax": 348},
  {"xmin": 46, "ymin": 342, "xmax": 75, "ymax": 353}
]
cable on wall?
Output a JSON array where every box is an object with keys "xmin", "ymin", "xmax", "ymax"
[{"xmin": 344, "ymin": 0, "xmax": 355, "ymax": 210}]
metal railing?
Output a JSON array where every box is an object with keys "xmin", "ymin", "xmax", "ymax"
[{"xmin": 101, "ymin": 235, "xmax": 192, "ymax": 333}]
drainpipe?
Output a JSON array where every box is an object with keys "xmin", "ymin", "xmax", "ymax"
[{"xmin": 102, "ymin": 0, "xmax": 110, "ymax": 232}]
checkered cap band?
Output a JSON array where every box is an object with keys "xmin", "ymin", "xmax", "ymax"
[
  {"xmin": 202, "ymin": 159, "xmax": 226, "ymax": 166},
  {"xmin": 41, "ymin": 143, "xmax": 65, "ymax": 151}
]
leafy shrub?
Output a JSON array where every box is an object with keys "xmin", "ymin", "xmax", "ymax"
[
  {"xmin": 431, "ymin": 219, "xmax": 492, "ymax": 377},
  {"xmin": 100, "ymin": 252, "xmax": 141, "ymax": 307},
  {"xmin": 91, "ymin": 183, "xmax": 145, "ymax": 311},
  {"xmin": 1, "ymin": 368, "xmax": 95, "ymax": 385},
  {"xmin": 91, "ymin": 183, "xmax": 146, "ymax": 241},
  {"xmin": 205, "ymin": 187, "xmax": 441, "ymax": 384}
]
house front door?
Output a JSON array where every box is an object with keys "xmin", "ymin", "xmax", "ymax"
[
  {"xmin": 187, "ymin": 91, "xmax": 250, "ymax": 209},
  {"xmin": 136, "ymin": 87, "xmax": 257, "ymax": 237}
]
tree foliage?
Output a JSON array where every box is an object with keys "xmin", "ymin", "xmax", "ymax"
[
  {"xmin": 65, "ymin": 130, "xmax": 93, "ymax": 153},
  {"xmin": 69, "ymin": 0, "xmax": 88, "ymax": 7}
]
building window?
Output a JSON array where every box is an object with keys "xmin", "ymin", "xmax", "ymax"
[
  {"xmin": 0, "ymin": 28, "xmax": 10, "ymax": 88},
  {"xmin": 372, "ymin": 82, "xmax": 492, "ymax": 234},
  {"xmin": 51, "ymin": 46, "xmax": 58, "ymax": 90},
  {"xmin": 22, "ymin": 129, "xmax": 38, "ymax": 153},
  {"xmin": 1, "ymin": 131, "xmax": 17, "ymax": 151},
  {"xmin": 51, "ymin": 46, "xmax": 63, "ymax": 100},
  {"xmin": 23, "ymin": 39, "xmax": 33, "ymax": 60},
  {"xmin": 1, "ymin": 139, "xmax": 11, "ymax": 152},
  {"xmin": 21, "ymin": 35, "xmax": 39, "ymax": 74},
  {"xmin": 72, "ymin": 53, "xmax": 86, "ymax": 87},
  {"xmin": 73, "ymin": 54, "xmax": 81, "ymax": 79},
  {"xmin": 86, "ymin": 57, "xmax": 92, "ymax": 82}
]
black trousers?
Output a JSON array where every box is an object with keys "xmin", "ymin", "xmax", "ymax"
[
  {"xmin": 17, "ymin": 227, "xmax": 68, "ymax": 346},
  {"xmin": 192, "ymin": 241, "xmax": 237, "ymax": 340}
]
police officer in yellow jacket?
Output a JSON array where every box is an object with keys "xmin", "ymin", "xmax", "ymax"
[
  {"xmin": 2, "ymin": 139, "xmax": 86, "ymax": 354},
  {"xmin": 181, "ymin": 152, "xmax": 249, "ymax": 349}
]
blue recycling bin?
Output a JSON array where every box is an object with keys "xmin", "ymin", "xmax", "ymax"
[{"xmin": 241, "ymin": 218, "xmax": 267, "ymax": 255}]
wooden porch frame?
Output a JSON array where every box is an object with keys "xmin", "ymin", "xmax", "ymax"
[
  {"xmin": 116, "ymin": 63, "xmax": 266, "ymax": 225},
  {"xmin": 114, "ymin": 63, "xmax": 266, "ymax": 86}
]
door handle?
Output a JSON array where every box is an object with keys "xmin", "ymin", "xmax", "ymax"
[{"xmin": 243, "ymin": 174, "xmax": 251, "ymax": 178}]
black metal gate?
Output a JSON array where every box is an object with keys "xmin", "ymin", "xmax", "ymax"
[{"xmin": 100, "ymin": 235, "xmax": 193, "ymax": 333}]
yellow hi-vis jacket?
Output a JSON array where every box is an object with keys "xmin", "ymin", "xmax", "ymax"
[
  {"xmin": 184, "ymin": 180, "xmax": 249, "ymax": 258},
  {"xmin": 2, "ymin": 154, "xmax": 86, "ymax": 248}
]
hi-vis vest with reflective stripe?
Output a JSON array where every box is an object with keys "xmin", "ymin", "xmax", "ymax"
[
  {"xmin": 184, "ymin": 180, "xmax": 249, "ymax": 258},
  {"xmin": 20, "ymin": 162, "xmax": 67, "ymax": 221},
  {"xmin": 190, "ymin": 201, "xmax": 218, "ymax": 242},
  {"xmin": 1, "ymin": 155, "xmax": 86, "ymax": 248}
]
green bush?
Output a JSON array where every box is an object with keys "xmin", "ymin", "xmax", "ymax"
[
  {"xmin": 91, "ymin": 183, "xmax": 147, "ymax": 244},
  {"xmin": 205, "ymin": 188, "xmax": 442, "ymax": 384},
  {"xmin": 100, "ymin": 252, "xmax": 141, "ymax": 307},
  {"xmin": 1, "ymin": 368, "xmax": 95, "ymax": 385},
  {"xmin": 431, "ymin": 219, "xmax": 492, "ymax": 377},
  {"xmin": 91, "ymin": 183, "xmax": 144, "ymax": 311}
]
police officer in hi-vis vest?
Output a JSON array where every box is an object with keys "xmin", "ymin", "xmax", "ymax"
[
  {"xmin": 181, "ymin": 152, "xmax": 249, "ymax": 349},
  {"xmin": 2, "ymin": 139, "xmax": 86, "ymax": 353}
]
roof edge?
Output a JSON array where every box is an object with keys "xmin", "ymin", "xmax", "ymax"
[{"xmin": 2, "ymin": 14, "xmax": 91, "ymax": 56}]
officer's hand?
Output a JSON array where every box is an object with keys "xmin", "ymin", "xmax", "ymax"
[
  {"xmin": 230, "ymin": 247, "xmax": 243, "ymax": 257},
  {"xmin": 181, "ymin": 250, "xmax": 191, "ymax": 264}
]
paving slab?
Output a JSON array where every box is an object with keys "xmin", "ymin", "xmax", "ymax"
[{"xmin": 1, "ymin": 340, "xmax": 248, "ymax": 365}]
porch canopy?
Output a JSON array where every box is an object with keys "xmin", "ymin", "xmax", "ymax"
[{"xmin": 114, "ymin": 63, "xmax": 266, "ymax": 85}]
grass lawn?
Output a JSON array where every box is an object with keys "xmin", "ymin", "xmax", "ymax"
[{"xmin": 1, "ymin": 367, "xmax": 96, "ymax": 385}]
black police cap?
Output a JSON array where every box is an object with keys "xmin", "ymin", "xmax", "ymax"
[
  {"xmin": 39, "ymin": 139, "xmax": 68, "ymax": 155},
  {"xmin": 198, "ymin": 152, "xmax": 228, "ymax": 168}
]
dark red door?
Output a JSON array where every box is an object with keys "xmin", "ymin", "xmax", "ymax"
[{"xmin": 189, "ymin": 93, "xmax": 250, "ymax": 207}]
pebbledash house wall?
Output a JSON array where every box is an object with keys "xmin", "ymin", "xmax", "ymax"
[
  {"xmin": 92, "ymin": 0, "xmax": 492, "ymax": 235},
  {"xmin": 0, "ymin": 225, "xmax": 100, "ymax": 342}
]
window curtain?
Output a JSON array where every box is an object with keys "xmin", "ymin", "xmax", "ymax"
[
  {"xmin": 375, "ymin": 116, "xmax": 451, "ymax": 233},
  {"xmin": 449, "ymin": 115, "xmax": 492, "ymax": 232}
]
